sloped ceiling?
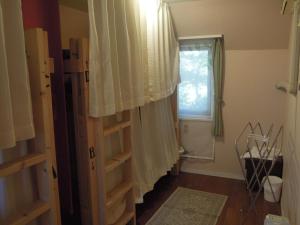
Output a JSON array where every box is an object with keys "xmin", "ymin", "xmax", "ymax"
[
  {"xmin": 169, "ymin": 0, "xmax": 292, "ymax": 49},
  {"xmin": 59, "ymin": 0, "xmax": 291, "ymax": 50}
]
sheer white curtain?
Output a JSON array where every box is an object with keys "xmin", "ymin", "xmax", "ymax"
[
  {"xmin": 132, "ymin": 97, "xmax": 179, "ymax": 202},
  {"xmin": 288, "ymin": 0, "xmax": 300, "ymax": 95},
  {"xmin": 87, "ymin": 0, "xmax": 179, "ymax": 117},
  {"xmin": 0, "ymin": 0, "xmax": 35, "ymax": 149},
  {"xmin": 0, "ymin": 0, "xmax": 36, "ymax": 223}
]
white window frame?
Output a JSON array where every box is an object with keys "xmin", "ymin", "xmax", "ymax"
[{"xmin": 178, "ymin": 36, "xmax": 218, "ymax": 122}]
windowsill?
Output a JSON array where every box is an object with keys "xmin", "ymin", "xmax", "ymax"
[{"xmin": 179, "ymin": 116, "xmax": 212, "ymax": 122}]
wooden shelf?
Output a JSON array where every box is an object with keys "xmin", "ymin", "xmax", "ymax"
[
  {"xmin": 113, "ymin": 211, "xmax": 134, "ymax": 225},
  {"xmin": 105, "ymin": 151, "xmax": 132, "ymax": 173},
  {"xmin": 5, "ymin": 201, "xmax": 50, "ymax": 225},
  {"xmin": 103, "ymin": 121, "xmax": 131, "ymax": 137},
  {"xmin": 106, "ymin": 181, "xmax": 133, "ymax": 208},
  {"xmin": 0, "ymin": 153, "xmax": 47, "ymax": 177}
]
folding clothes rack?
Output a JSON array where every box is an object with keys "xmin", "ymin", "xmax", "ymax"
[
  {"xmin": 235, "ymin": 122, "xmax": 283, "ymax": 217},
  {"xmin": 1, "ymin": 28, "xmax": 61, "ymax": 225},
  {"xmin": 63, "ymin": 38, "xmax": 135, "ymax": 225}
]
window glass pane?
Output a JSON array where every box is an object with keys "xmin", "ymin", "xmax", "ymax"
[{"xmin": 178, "ymin": 48, "xmax": 212, "ymax": 118}]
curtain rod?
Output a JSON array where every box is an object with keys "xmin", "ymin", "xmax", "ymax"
[{"xmin": 178, "ymin": 34, "xmax": 223, "ymax": 40}]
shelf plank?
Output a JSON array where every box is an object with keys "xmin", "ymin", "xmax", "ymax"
[
  {"xmin": 106, "ymin": 181, "xmax": 133, "ymax": 208},
  {"xmin": 0, "ymin": 153, "xmax": 47, "ymax": 177},
  {"xmin": 103, "ymin": 121, "xmax": 131, "ymax": 137},
  {"xmin": 113, "ymin": 211, "xmax": 135, "ymax": 225},
  {"xmin": 105, "ymin": 151, "xmax": 132, "ymax": 173},
  {"xmin": 5, "ymin": 201, "xmax": 50, "ymax": 225}
]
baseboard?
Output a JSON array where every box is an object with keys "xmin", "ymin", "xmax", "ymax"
[{"xmin": 180, "ymin": 167, "xmax": 244, "ymax": 181}]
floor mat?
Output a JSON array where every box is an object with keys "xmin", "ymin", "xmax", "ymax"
[{"xmin": 146, "ymin": 187, "xmax": 227, "ymax": 225}]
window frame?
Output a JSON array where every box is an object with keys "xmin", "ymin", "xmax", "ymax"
[{"xmin": 178, "ymin": 38, "xmax": 214, "ymax": 122}]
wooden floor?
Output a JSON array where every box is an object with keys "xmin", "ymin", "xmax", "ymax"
[{"xmin": 136, "ymin": 172, "xmax": 281, "ymax": 225}]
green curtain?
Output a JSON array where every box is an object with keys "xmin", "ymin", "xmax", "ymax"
[{"xmin": 212, "ymin": 38, "xmax": 225, "ymax": 137}]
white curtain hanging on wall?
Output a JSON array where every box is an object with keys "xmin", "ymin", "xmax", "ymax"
[
  {"xmin": 87, "ymin": 0, "xmax": 179, "ymax": 117},
  {"xmin": 0, "ymin": 0, "xmax": 35, "ymax": 149}
]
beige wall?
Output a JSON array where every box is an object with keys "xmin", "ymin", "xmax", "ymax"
[
  {"xmin": 169, "ymin": 0, "xmax": 291, "ymax": 50},
  {"xmin": 59, "ymin": 5, "xmax": 89, "ymax": 49},
  {"xmin": 181, "ymin": 49, "xmax": 289, "ymax": 179}
]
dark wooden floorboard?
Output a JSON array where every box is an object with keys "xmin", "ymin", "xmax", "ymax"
[{"xmin": 136, "ymin": 172, "xmax": 281, "ymax": 225}]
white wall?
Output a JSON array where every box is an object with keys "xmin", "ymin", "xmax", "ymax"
[
  {"xmin": 181, "ymin": 49, "xmax": 289, "ymax": 179},
  {"xmin": 169, "ymin": 0, "xmax": 291, "ymax": 50}
]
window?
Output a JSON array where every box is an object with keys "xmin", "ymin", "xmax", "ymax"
[{"xmin": 178, "ymin": 39, "xmax": 214, "ymax": 120}]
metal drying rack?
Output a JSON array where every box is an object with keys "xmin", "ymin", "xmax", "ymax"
[{"xmin": 235, "ymin": 122, "xmax": 284, "ymax": 223}]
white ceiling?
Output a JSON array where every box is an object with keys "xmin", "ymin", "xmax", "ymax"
[{"xmin": 168, "ymin": 0, "xmax": 292, "ymax": 50}]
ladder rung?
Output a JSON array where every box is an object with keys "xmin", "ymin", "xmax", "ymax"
[
  {"xmin": 0, "ymin": 153, "xmax": 48, "ymax": 177},
  {"xmin": 106, "ymin": 181, "xmax": 133, "ymax": 208},
  {"xmin": 113, "ymin": 211, "xmax": 134, "ymax": 225},
  {"xmin": 5, "ymin": 201, "xmax": 50, "ymax": 225},
  {"xmin": 103, "ymin": 121, "xmax": 131, "ymax": 137},
  {"xmin": 105, "ymin": 151, "xmax": 132, "ymax": 173}
]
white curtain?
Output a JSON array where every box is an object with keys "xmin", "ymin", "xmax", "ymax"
[
  {"xmin": 87, "ymin": 0, "xmax": 179, "ymax": 117},
  {"xmin": 288, "ymin": 0, "xmax": 300, "ymax": 95},
  {"xmin": 0, "ymin": 1, "xmax": 36, "ymax": 223},
  {"xmin": 132, "ymin": 97, "xmax": 179, "ymax": 202},
  {"xmin": 0, "ymin": 0, "xmax": 35, "ymax": 149}
]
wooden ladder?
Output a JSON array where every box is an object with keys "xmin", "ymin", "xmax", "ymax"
[
  {"xmin": 1, "ymin": 28, "xmax": 61, "ymax": 225},
  {"xmin": 64, "ymin": 38, "xmax": 136, "ymax": 225},
  {"xmin": 100, "ymin": 110, "xmax": 136, "ymax": 225}
]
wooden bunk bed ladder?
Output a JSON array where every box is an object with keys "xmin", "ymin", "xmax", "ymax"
[
  {"xmin": 1, "ymin": 28, "xmax": 62, "ymax": 225},
  {"xmin": 63, "ymin": 38, "xmax": 136, "ymax": 225}
]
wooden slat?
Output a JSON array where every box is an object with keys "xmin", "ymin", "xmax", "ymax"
[
  {"xmin": 0, "ymin": 153, "xmax": 47, "ymax": 177},
  {"xmin": 48, "ymin": 58, "xmax": 54, "ymax": 74},
  {"xmin": 113, "ymin": 211, "xmax": 134, "ymax": 225},
  {"xmin": 5, "ymin": 201, "xmax": 50, "ymax": 225},
  {"xmin": 69, "ymin": 38, "xmax": 100, "ymax": 225},
  {"xmin": 103, "ymin": 121, "xmax": 131, "ymax": 137},
  {"xmin": 106, "ymin": 181, "xmax": 133, "ymax": 208},
  {"xmin": 105, "ymin": 151, "xmax": 132, "ymax": 173},
  {"xmin": 63, "ymin": 59, "xmax": 85, "ymax": 73},
  {"xmin": 25, "ymin": 28, "xmax": 61, "ymax": 225}
]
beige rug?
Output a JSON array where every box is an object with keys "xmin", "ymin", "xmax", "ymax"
[{"xmin": 146, "ymin": 187, "xmax": 227, "ymax": 225}]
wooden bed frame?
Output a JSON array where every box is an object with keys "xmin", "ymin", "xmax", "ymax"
[
  {"xmin": 63, "ymin": 38, "xmax": 180, "ymax": 225},
  {"xmin": 1, "ymin": 28, "xmax": 61, "ymax": 225}
]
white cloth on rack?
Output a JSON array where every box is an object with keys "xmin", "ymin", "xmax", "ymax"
[
  {"xmin": 87, "ymin": 0, "xmax": 179, "ymax": 117},
  {"xmin": 0, "ymin": 0, "xmax": 35, "ymax": 149},
  {"xmin": 242, "ymin": 146, "xmax": 281, "ymax": 160}
]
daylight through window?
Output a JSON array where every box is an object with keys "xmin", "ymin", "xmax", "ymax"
[{"xmin": 178, "ymin": 39, "xmax": 214, "ymax": 119}]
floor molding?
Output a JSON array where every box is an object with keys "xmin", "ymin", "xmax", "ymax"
[{"xmin": 180, "ymin": 167, "xmax": 244, "ymax": 181}]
